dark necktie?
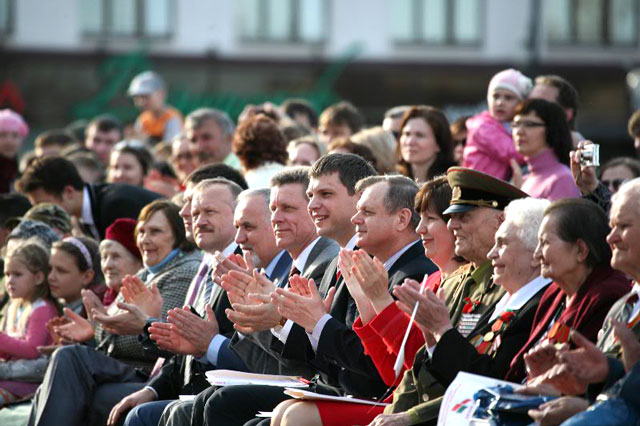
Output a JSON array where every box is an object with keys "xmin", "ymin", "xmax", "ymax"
[{"xmin": 289, "ymin": 266, "xmax": 301, "ymax": 279}]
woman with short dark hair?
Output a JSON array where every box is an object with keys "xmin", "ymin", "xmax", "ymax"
[
  {"xmin": 512, "ymin": 99, "xmax": 580, "ymax": 200},
  {"xmin": 107, "ymin": 140, "xmax": 153, "ymax": 187},
  {"xmin": 505, "ymin": 198, "xmax": 630, "ymax": 381}
]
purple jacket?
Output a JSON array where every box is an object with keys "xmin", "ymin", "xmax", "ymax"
[{"xmin": 521, "ymin": 149, "xmax": 581, "ymax": 201}]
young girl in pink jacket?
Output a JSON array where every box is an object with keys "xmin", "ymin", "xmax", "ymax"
[
  {"xmin": 462, "ymin": 68, "xmax": 532, "ymax": 180},
  {"xmin": 0, "ymin": 241, "xmax": 58, "ymax": 406}
]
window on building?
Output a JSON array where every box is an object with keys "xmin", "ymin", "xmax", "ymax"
[
  {"xmin": 80, "ymin": 0, "xmax": 173, "ymax": 38},
  {"xmin": 239, "ymin": 0, "xmax": 326, "ymax": 43},
  {"xmin": 0, "ymin": 0, "xmax": 13, "ymax": 36},
  {"xmin": 391, "ymin": 0, "xmax": 483, "ymax": 45},
  {"xmin": 546, "ymin": 0, "xmax": 638, "ymax": 46}
]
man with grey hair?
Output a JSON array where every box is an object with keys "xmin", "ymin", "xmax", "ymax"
[
  {"xmin": 185, "ymin": 108, "xmax": 240, "ymax": 169},
  {"xmin": 234, "ymin": 188, "xmax": 291, "ymax": 279},
  {"xmin": 106, "ymin": 177, "xmax": 243, "ymax": 426}
]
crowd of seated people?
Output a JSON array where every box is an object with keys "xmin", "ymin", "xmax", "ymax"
[{"xmin": 0, "ymin": 68, "xmax": 639, "ymax": 426}]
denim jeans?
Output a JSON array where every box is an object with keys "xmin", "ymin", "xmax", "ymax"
[{"xmin": 561, "ymin": 398, "xmax": 640, "ymax": 426}]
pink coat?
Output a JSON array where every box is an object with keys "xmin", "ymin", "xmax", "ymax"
[
  {"xmin": 462, "ymin": 111, "xmax": 523, "ymax": 180},
  {"xmin": 0, "ymin": 299, "xmax": 58, "ymax": 397}
]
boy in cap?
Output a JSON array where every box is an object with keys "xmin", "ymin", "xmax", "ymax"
[{"xmin": 128, "ymin": 71, "xmax": 182, "ymax": 144}]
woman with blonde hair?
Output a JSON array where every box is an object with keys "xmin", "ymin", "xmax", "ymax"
[{"xmin": 351, "ymin": 126, "xmax": 396, "ymax": 173}]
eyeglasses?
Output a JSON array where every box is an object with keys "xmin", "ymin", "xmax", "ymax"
[
  {"xmin": 511, "ymin": 121, "xmax": 546, "ymax": 129},
  {"xmin": 602, "ymin": 178, "xmax": 628, "ymax": 192}
]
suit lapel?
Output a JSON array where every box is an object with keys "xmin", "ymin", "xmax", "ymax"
[{"xmin": 270, "ymin": 251, "xmax": 292, "ymax": 288}]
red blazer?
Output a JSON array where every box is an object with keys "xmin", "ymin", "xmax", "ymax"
[{"xmin": 505, "ymin": 264, "xmax": 630, "ymax": 381}]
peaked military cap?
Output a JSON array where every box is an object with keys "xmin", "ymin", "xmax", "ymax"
[{"xmin": 443, "ymin": 167, "xmax": 528, "ymax": 215}]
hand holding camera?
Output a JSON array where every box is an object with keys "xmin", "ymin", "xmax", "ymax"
[{"xmin": 570, "ymin": 140, "xmax": 600, "ymax": 195}]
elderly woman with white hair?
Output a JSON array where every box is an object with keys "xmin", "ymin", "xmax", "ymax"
[{"xmin": 392, "ymin": 198, "xmax": 553, "ymax": 389}]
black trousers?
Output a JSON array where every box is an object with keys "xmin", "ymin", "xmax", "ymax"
[{"xmin": 191, "ymin": 385, "xmax": 292, "ymax": 426}]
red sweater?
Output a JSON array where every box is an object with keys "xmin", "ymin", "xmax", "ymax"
[{"xmin": 505, "ymin": 264, "xmax": 630, "ymax": 381}]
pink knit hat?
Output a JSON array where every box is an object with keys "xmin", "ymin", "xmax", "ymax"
[
  {"xmin": 0, "ymin": 109, "xmax": 29, "ymax": 137},
  {"xmin": 487, "ymin": 69, "xmax": 532, "ymax": 100}
]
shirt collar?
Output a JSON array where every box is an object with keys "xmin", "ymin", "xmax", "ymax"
[
  {"xmin": 81, "ymin": 186, "xmax": 94, "ymax": 225},
  {"xmin": 632, "ymin": 282, "xmax": 640, "ymax": 295},
  {"xmin": 383, "ymin": 239, "xmax": 420, "ymax": 272},
  {"xmin": 293, "ymin": 236, "xmax": 321, "ymax": 273},
  {"xmin": 221, "ymin": 241, "xmax": 238, "ymax": 258},
  {"xmin": 263, "ymin": 250, "xmax": 287, "ymax": 279},
  {"xmin": 344, "ymin": 234, "xmax": 358, "ymax": 251},
  {"xmin": 489, "ymin": 275, "xmax": 551, "ymax": 322}
]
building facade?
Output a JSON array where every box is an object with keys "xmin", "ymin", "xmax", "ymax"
[{"xmin": 1, "ymin": 0, "xmax": 639, "ymax": 152}]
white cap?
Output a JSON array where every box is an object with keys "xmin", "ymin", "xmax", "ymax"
[{"xmin": 127, "ymin": 71, "xmax": 165, "ymax": 96}]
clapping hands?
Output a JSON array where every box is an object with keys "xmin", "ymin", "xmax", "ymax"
[
  {"xmin": 271, "ymin": 276, "xmax": 336, "ymax": 333},
  {"xmin": 393, "ymin": 278, "xmax": 451, "ymax": 343},
  {"xmin": 120, "ymin": 275, "xmax": 163, "ymax": 318}
]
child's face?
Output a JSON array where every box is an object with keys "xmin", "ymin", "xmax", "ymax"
[
  {"xmin": 48, "ymin": 248, "xmax": 91, "ymax": 304},
  {"xmin": 4, "ymin": 257, "xmax": 42, "ymax": 300},
  {"xmin": 488, "ymin": 88, "xmax": 520, "ymax": 122},
  {"xmin": 132, "ymin": 91, "xmax": 165, "ymax": 112},
  {"xmin": 0, "ymin": 130, "xmax": 24, "ymax": 159}
]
